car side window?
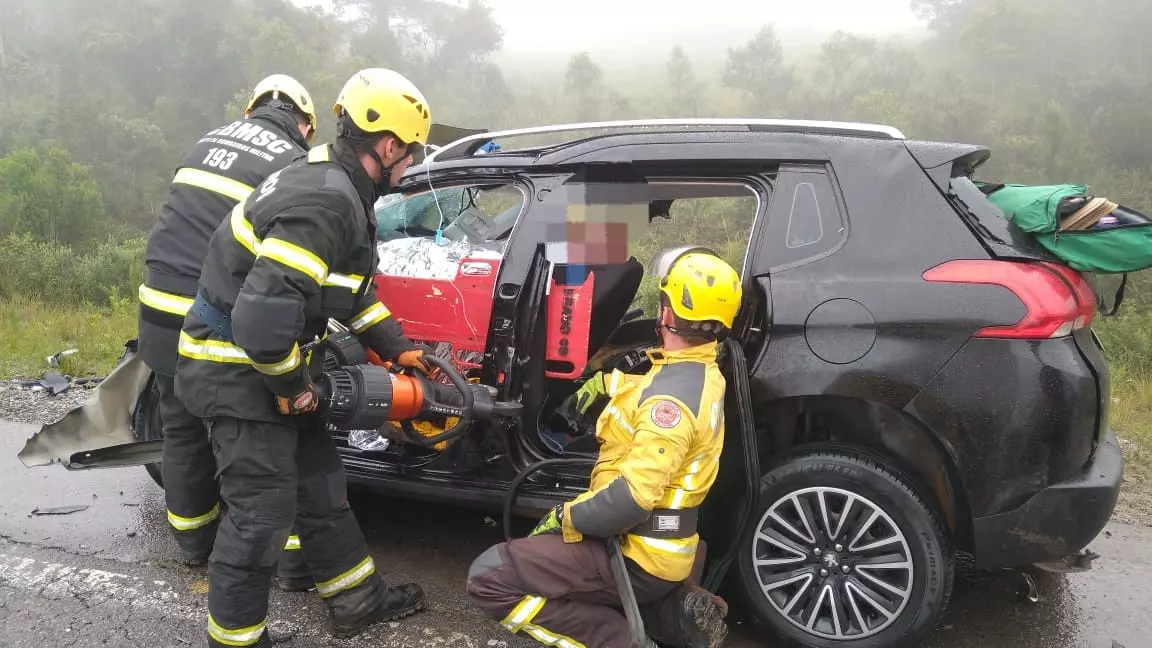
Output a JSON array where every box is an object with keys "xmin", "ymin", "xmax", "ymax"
[
  {"xmin": 763, "ymin": 166, "xmax": 846, "ymax": 271},
  {"xmin": 374, "ymin": 183, "xmax": 526, "ymax": 244}
]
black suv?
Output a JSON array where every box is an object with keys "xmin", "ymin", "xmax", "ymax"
[{"xmin": 39, "ymin": 119, "xmax": 1123, "ymax": 648}]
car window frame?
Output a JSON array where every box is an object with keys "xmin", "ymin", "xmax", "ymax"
[{"xmin": 751, "ymin": 163, "xmax": 850, "ymax": 276}]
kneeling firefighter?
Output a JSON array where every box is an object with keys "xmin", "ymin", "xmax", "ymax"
[
  {"xmin": 136, "ymin": 74, "xmax": 319, "ymax": 584},
  {"xmin": 173, "ymin": 68, "xmax": 437, "ymax": 646},
  {"xmin": 467, "ymin": 247, "xmax": 740, "ymax": 648}
]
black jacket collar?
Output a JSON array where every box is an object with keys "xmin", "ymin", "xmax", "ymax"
[
  {"xmin": 331, "ymin": 141, "xmax": 380, "ymax": 210},
  {"xmin": 247, "ymin": 106, "xmax": 310, "ymax": 151}
]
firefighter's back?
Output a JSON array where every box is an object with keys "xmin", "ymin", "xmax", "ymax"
[{"xmin": 138, "ymin": 112, "xmax": 307, "ymax": 375}]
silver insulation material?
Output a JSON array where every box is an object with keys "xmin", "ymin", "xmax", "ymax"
[{"xmin": 376, "ymin": 237, "xmax": 504, "ymax": 280}]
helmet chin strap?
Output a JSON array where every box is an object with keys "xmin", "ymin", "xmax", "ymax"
[
  {"xmin": 365, "ymin": 146, "xmax": 399, "ymax": 197},
  {"xmin": 655, "ymin": 303, "xmax": 681, "ymax": 337},
  {"xmin": 337, "ymin": 115, "xmax": 402, "ymax": 198}
]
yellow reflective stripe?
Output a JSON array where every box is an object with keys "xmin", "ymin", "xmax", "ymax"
[
  {"xmin": 251, "ymin": 343, "xmax": 301, "ymax": 376},
  {"xmin": 230, "ymin": 201, "xmax": 258, "ymax": 255},
  {"xmin": 633, "ymin": 535, "xmax": 697, "ymax": 555},
  {"xmin": 173, "ymin": 167, "xmax": 254, "ymax": 202},
  {"xmin": 604, "ymin": 404, "xmax": 635, "ymax": 435},
  {"xmin": 285, "ymin": 535, "xmax": 301, "ymax": 551},
  {"xmin": 315, "ymin": 556, "xmax": 376, "ymax": 598},
  {"xmin": 500, "ymin": 595, "xmax": 546, "ymax": 632},
  {"xmin": 323, "ymin": 272, "xmax": 365, "ymax": 289},
  {"xmin": 607, "ymin": 370, "xmax": 623, "ymax": 397},
  {"xmin": 258, "ymin": 238, "xmax": 328, "ymax": 284},
  {"xmin": 350, "ymin": 302, "xmax": 390, "ymax": 333},
  {"xmin": 167, "ymin": 502, "xmax": 220, "ymax": 531},
  {"xmin": 178, "ymin": 331, "xmax": 250, "ymax": 364},
  {"xmin": 138, "ymin": 284, "xmax": 195, "ymax": 316},
  {"xmin": 207, "ymin": 614, "xmax": 266, "ymax": 647},
  {"xmin": 307, "ymin": 145, "xmax": 331, "ymax": 163},
  {"xmin": 520, "ymin": 623, "xmax": 587, "ymax": 648},
  {"xmin": 667, "ymin": 454, "xmax": 707, "ymax": 510}
]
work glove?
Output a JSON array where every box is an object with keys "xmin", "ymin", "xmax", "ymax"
[
  {"xmin": 528, "ymin": 504, "xmax": 565, "ymax": 537},
  {"xmin": 573, "ymin": 372, "xmax": 607, "ymax": 415},
  {"xmin": 396, "ymin": 348, "xmax": 435, "ymax": 378},
  {"xmin": 274, "ymin": 374, "xmax": 321, "ymax": 416}
]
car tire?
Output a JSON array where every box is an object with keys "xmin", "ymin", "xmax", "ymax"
[
  {"xmin": 132, "ymin": 375, "xmax": 164, "ymax": 488},
  {"xmin": 737, "ymin": 446, "xmax": 954, "ymax": 648}
]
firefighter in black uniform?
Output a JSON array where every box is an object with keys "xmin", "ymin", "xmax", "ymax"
[
  {"xmin": 137, "ymin": 75, "xmax": 319, "ymax": 587},
  {"xmin": 173, "ymin": 68, "xmax": 435, "ymax": 647}
]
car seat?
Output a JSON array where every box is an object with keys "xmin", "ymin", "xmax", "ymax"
[{"xmin": 580, "ymin": 257, "xmax": 645, "ymax": 356}]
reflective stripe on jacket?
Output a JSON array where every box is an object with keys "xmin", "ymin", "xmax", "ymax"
[
  {"xmin": 561, "ymin": 341, "xmax": 727, "ymax": 582},
  {"xmin": 173, "ymin": 142, "xmax": 414, "ymax": 425},
  {"xmin": 138, "ymin": 109, "xmax": 309, "ymax": 375}
]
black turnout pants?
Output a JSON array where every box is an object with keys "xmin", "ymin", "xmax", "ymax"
[
  {"xmin": 155, "ymin": 374, "xmax": 309, "ymax": 579},
  {"xmin": 204, "ymin": 416, "xmax": 384, "ymax": 647}
]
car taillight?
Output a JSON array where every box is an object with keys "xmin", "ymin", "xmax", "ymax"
[
  {"xmin": 1040, "ymin": 262, "xmax": 1097, "ymax": 331},
  {"xmin": 922, "ymin": 259, "xmax": 1095, "ymax": 339}
]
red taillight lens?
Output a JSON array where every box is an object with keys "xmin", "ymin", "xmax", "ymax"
[
  {"xmin": 1040, "ymin": 262, "xmax": 1097, "ymax": 331},
  {"xmin": 923, "ymin": 259, "xmax": 1093, "ymax": 339}
]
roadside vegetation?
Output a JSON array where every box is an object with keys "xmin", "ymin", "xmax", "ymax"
[{"xmin": 2, "ymin": 0, "xmax": 1152, "ymax": 521}]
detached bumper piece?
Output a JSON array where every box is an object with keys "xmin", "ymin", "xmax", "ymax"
[{"xmin": 972, "ymin": 429, "xmax": 1123, "ymax": 570}]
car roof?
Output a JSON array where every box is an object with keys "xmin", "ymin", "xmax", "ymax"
[{"xmin": 398, "ymin": 118, "xmax": 988, "ymax": 188}]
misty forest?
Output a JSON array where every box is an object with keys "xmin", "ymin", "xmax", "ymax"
[{"xmin": 2, "ymin": 0, "xmax": 1152, "ymax": 493}]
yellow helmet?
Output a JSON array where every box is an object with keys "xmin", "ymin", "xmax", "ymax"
[
  {"xmin": 332, "ymin": 68, "xmax": 432, "ymax": 146},
  {"xmin": 245, "ymin": 74, "xmax": 317, "ymax": 138},
  {"xmin": 650, "ymin": 246, "xmax": 743, "ymax": 332}
]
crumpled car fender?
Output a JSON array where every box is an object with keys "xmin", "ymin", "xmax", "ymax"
[{"xmin": 18, "ymin": 340, "xmax": 154, "ymax": 470}]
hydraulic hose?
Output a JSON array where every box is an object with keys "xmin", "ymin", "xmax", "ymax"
[
  {"xmin": 503, "ymin": 457, "xmax": 595, "ymax": 541},
  {"xmin": 400, "ymin": 354, "xmax": 475, "ymax": 448}
]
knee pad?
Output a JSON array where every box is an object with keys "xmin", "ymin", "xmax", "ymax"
[
  {"xmin": 298, "ymin": 469, "xmax": 350, "ymax": 515},
  {"xmin": 468, "ymin": 544, "xmax": 505, "ymax": 585}
]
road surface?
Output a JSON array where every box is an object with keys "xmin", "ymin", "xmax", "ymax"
[{"xmin": 0, "ymin": 421, "xmax": 1145, "ymax": 647}]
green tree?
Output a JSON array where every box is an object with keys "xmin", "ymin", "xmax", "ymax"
[
  {"xmin": 0, "ymin": 144, "xmax": 110, "ymax": 246},
  {"xmin": 564, "ymin": 52, "xmax": 604, "ymax": 122},
  {"xmin": 666, "ymin": 46, "xmax": 700, "ymax": 117},
  {"xmin": 815, "ymin": 31, "xmax": 877, "ymax": 112},
  {"xmin": 722, "ymin": 25, "xmax": 793, "ymax": 113}
]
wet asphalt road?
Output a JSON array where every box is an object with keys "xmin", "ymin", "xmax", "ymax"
[{"xmin": 0, "ymin": 420, "xmax": 1146, "ymax": 648}]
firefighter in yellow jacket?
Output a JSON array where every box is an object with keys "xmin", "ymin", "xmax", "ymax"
[{"xmin": 467, "ymin": 246, "xmax": 741, "ymax": 648}]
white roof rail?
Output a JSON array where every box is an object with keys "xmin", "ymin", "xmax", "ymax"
[{"xmin": 422, "ymin": 118, "xmax": 905, "ymax": 164}]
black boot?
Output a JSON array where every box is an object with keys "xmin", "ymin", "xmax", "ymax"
[
  {"xmin": 274, "ymin": 546, "xmax": 315, "ymax": 592},
  {"xmin": 679, "ymin": 590, "xmax": 728, "ymax": 648},
  {"xmin": 275, "ymin": 575, "xmax": 315, "ymax": 593},
  {"xmin": 327, "ymin": 577, "xmax": 426, "ymax": 639},
  {"xmin": 184, "ymin": 553, "xmax": 210, "ymax": 568}
]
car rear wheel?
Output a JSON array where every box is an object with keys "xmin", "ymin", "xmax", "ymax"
[
  {"xmin": 132, "ymin": 375, "xmax": 164, "ymax": 488},
  {"xmin": 737, "ymin": 447, "xmax": 954, "ymax": 648}
]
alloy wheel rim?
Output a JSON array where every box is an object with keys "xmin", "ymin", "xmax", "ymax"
[{"xmin": 751, "ymin": 486, "xmax": 914, "ymax": 640}]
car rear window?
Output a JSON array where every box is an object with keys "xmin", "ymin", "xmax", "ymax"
[{"xmin": 948, "ymin": 176, "xmax": 1049, "ymax": 260}]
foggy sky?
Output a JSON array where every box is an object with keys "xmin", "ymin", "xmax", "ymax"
[
  {"xmin": 296, "ymin": 0, "xmax": 927, "ymax": 56},
  {"xmin": 483, "ymin": 0, "xmax": 924, "ymax": 53}
]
